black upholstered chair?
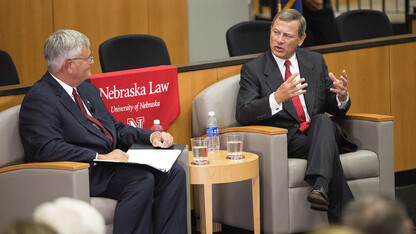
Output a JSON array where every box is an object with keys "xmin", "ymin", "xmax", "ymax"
[
  {"xmin": 0, "ymin": 50, "xmax": 19, "ymax": 86},
  {"xmin": 335, "ymin": 9, "xmax": 394, "ymax": 42},
  {"xmin": 226, "ymin": 20, "xmax": 271, "ymax": 57},
  {"xmin": 99, "ymin": 34, "xmax": 171, "ymax": 73}
]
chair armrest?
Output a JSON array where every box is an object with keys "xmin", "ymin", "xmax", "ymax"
[
  {"xmin": 335, "ymin": 113, "xmax": 394, "ymax": 198},
  {"xmin": 345, "ymin": 113, "xmax": 394, "ymax": 122},
  {"xmin": 0, "ymin": 161, "xmax": 91, "ymax": 227},
  {"xmin": 336, "ymin": 113, "xmax": 394, "ymax": 151},
  {"xmin": 219, "ymin": 125, "xmax": 288, "ymax": 135},
  {"xmin": 0, "ymin": 161, "xmax": 89, "ymax": 173}
]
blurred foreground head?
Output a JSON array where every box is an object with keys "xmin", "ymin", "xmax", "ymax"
[
  {"xmin": 33, "ymin": 197, "xmax": 105, "ymax": 234},
  {"xmin": 341, "ymin": 195, "xmax": 414, "ymax": 234}
]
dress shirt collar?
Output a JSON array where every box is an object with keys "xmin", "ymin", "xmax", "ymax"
[
  {"xmin": 49, "ymin": 72, "xmax": 77, "ymax": 101},
  {"xmin": 271, "ymin": 52, "xmax": 299, "ymax": 80}
]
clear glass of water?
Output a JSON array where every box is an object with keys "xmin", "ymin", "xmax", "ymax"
[
  {"xmin": 226, "ymin": 133, "xmax": 244, "ymax": 159},
  {"xmin": 190, "ymin": 137, "xmax": 209, "ymax": 165}
]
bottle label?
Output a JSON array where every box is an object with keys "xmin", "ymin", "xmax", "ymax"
[{"xmin": 206, "ymin": 126, "xmax": 219, "ymax": 137}]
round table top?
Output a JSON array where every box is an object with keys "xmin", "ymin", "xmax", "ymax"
[{"xmin": 189, "ymin": 150, "xmax": 259, "ymax": 184}]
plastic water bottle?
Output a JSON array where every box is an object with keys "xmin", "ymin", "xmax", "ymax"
[
  {"xmin": 150, "ymin": 119, "xmax": 164, "ymax": 132},
  {"xmin": 206, "ymin": 111, "xmax": 220, "ymax": 152}
]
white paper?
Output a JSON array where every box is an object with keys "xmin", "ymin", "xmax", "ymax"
[{"xmin": 94, "ymin": 149, "xmax": 182, "ymax": 172}]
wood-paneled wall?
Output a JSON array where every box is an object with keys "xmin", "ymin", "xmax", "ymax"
[
  {"xmin": 0, "ymin": 0, "xmax": 54, "ymax": 84},
  {"xmin": 323, "ymin": 46, "xmax": 391, "ymax": 115},
  {"xmin": 390, "ymin": 42, "xmax": 416, "ymax": 172},
  {"xmin": 0, "ymin": 0, "xmax": 188, "ymax": 84}
]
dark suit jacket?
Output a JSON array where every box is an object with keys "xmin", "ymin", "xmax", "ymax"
[
  {"xmin": 19, "ymin": 72, "xmax": 154, "ymax": 195},
  {"xmin": 236, "ymin": 49, "xmax": 351, "ymax": 142}
]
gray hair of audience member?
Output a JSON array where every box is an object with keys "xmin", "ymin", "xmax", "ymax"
[
  {"xmin": 33, "ymin": 197, "xmax": 105, "ymax": 234},
  {"xmin": 0, "ymin": 220, "xmax": 58, "ymax": 234},
  {"xmin": 43, "ymin": 29, "xmax": 90, "ymax": 73},
  {"xmin": 271, "ymin": 9, "xmax": 307, "ymax": 39},
  {"xmin": 341, "ymin": 195, "xmax": 414, "ymax": 234}
]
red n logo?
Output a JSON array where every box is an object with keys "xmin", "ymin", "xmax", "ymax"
[{"xmin": 127, "ymin": 117, "xmax": 145, "ymax": 128}]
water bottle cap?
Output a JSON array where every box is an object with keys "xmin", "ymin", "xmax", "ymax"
[
  {"xmin": 153, "ymin": 119, "xmax": 160, "ymax": 125},
  {"xmin": 208, "ymin": 111, "xmax": 215, "ymax": 116}
]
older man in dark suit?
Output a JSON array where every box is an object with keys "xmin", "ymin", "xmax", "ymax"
[
  {"xmin": 236, "ymin": 9, "xmax": 354, "ymax": 222},
  {"xmin": 19, "ymin": 29, "xmax": 187, "ymax": 234}
]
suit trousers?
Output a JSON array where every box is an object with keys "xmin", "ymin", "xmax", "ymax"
[
  {"xmin": 287, "ymin": 114, "xmax": 354, "ymax": 222},
  {"xmin": 95, "ymin": 163, "xmax": 187, "ymax": 234}
]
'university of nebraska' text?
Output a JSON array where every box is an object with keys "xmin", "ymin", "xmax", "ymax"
[{"xmin": 99, "ymin": 82, "xmax": 170, "ymax": 100}]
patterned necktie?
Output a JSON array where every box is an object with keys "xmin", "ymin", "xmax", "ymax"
[
  {"xmin": 284, "ymin": 60, "xmax": 310, "ymax": 134},
  {"xmin": 72, "ymin": 88, "xmax": 114, "ymax": 144}
]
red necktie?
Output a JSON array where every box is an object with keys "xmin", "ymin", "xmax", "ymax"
[
  {"xmin": 73, "ymin": 88, "xmax": 114, "ymax": 144},
  {"xmin": 284, "ymin": 60, "xmax": 310, "ymax": 134}
]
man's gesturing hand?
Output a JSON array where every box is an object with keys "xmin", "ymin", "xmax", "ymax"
[
  {"xmin": 329, "ymin": 70, "xmax": 348, "ymax": 101},
  {"xmin": 274, "ymin": 72, "xmax": 308, "ymax": 104}
]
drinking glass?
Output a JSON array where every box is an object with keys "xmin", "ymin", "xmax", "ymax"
[
  {"xmin": 226, "ymin": 133, "xmax": 244, "ymax": 159},
  {"xmin": 190, "ymin": 137, "xmax": 209, "ymax": 164}
]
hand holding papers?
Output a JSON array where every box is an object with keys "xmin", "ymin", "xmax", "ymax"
[{"xmin": 94, "ymin": 144, "xmax": 185, "ymax": 172}]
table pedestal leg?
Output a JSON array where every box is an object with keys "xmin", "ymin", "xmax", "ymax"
[
  {"xmin": 252, "ymin": 176, "xmax": 261, "ymax": 234},
  {"xmin": 199, "ymin": 183, "xmax": 213, "ymax": 234}
]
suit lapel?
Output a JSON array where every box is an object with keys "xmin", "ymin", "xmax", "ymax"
[
  {"xmin": 297, "ymin": 50, "xmax": 316, "ymax": 118},
  {"xmin": 44, "ymin": 73, "xmax": 112, "ymax": 146},
  {"xmin": 264, "ymin": 52, "xmax": 284, "ymax": 92}
]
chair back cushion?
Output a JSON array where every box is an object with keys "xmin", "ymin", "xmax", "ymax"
[
  {"xmin": 226, "ymin": 21, "xmax": 271, "ymax": 57},
  {"xmin": 192, "ymin": 75, "xmax": 241, "ymax": 137},
  {"xmin": 99, "ymin": 34, "xmax": 171, "ymax": 73},
  {"xmin": 0, "ymin": 105, "xmax": 24, "ymax": 167},
  {"xmin": 335, "ymin": 9, "xmax": 393, "ymax": 42}
]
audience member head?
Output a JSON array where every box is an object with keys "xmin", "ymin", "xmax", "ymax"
[
  {"xmin": 0, "ymin": 220, "xmax": 57, "ymax": 234},
  {"xmin": 44, "ymin": 29, "xmax": 90, "ymax": 74},
  {"xmin": 33, "ymin": 197, "xmax": 105, "ymax": 234},
  {"xmin": 307, "ymin": 224, "xmax": 363, "ymax": 234},
  {"xmin": 341, "ymin": 195, "xmax": 414, "ymax": 234},
  {"xmin": 269, "ymin": 9, "xmax": 307, "ymax": 60}
]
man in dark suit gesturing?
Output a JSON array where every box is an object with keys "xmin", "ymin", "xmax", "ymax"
[
  {"xmin": 19, "ymin": 29, "xmax": 187, "ymax": 234},
  {"xmin": 236, "ymin": 9, "xmax": 354, "ymax": 222}
]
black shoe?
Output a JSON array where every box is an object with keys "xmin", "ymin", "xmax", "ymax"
[{"xmin": 307, "ymin": 185, "xmax": 329, "ymax": 211}]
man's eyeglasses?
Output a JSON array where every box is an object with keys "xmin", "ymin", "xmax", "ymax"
[{"xmin": 71, "ymin": 54, "xmax": 93, "ymax": 62}]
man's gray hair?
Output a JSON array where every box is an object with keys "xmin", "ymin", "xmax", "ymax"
[
  {"xmin": 272, "ymin": 9, "xmax": 306, "ymax": 38},
  {"xmin": 43, "ymin": 29, "xmax": 90, "ymax": 73},
  {"xmin": 342, "ymin": 195, "xmax": 411, "ymax": 234}
]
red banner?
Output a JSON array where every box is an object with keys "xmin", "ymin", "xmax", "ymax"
[{"xmin": 90, "ymin": 65, "xmax": 180, "ymax": 130}]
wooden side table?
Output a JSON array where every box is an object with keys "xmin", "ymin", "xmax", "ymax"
[{"xmin": 189, "ymin": 150, "xmax": 260, "ymax": 234}]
